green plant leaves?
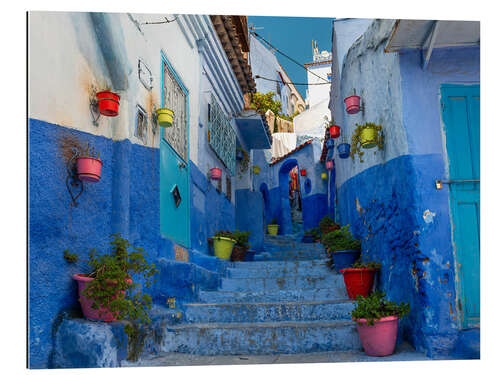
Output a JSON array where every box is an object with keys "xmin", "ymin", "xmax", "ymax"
[{"xmin": 352, "ymin": 291, "xmax": 410, "ymax": 325}]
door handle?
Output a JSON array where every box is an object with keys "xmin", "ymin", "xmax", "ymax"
[{"xmin": 435, "ymin": 179, "xmax": 479, "ymax": 189}]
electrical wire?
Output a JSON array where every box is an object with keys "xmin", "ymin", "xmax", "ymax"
[
  {"xmin": 141, "ymin": 16, "xmax": 178, "ymax": 25},
  {"xmin": 255, "ymin": 75, "xmax": 330, "ymax": 86},
  {"xmin": 250, "ymin": 31, "xmax": 330, "ymax": 83}
]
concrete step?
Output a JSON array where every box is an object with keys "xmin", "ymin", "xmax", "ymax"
[
  {"xmin": 263, "ymin": 241, "xmax": 324, "ymax": 251},
  {"xmin": 254, "ymin": 253, "xmax": 327, "ymax": 261},
  {"xmin": 198, "ymin": 287, "xmax": 348, "ymax": 303},
  {"xmin": 156, "ymin": 320, "xmax": 362, "ymax": 355},
  {"xmin": 184, "ymin": 299, "xmax": 354, "ymax": 323},
  {"xmin": 230, "ymin": 259, "xmax": 329, "ymax": 269},
  {"xmin": 220, "ymin": 274, "xmax": 343, "ymax": 292},
  {"xmin": 227, "ymin": 263, "xmax": 333, "ymax": 278}
]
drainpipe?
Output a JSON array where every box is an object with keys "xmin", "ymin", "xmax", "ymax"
[{"xmin": 90, "ymin": 13, "xmax": 132, "ymax": 236}]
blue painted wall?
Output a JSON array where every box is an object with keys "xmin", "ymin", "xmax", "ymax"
[
  {"xmin": 333, "ymin": 19, "xmax": 480, "ymax": 357},
  {"xmin": 28, "ymin": 119, "xmax": 227, "ymax": 368}
]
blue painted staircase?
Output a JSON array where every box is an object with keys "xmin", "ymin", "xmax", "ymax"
[{"xmin": 152, "ymin": 235, "xmax": 362, "ymax": 356}]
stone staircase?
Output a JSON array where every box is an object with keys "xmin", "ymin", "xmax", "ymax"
[{"xmin": 152, "ymin": 235, "xmax": 362, "ymax": 356}]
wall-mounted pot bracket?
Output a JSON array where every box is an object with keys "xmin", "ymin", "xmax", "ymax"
[{"xmin": 66, "ymin": 148, "xmax": 84, "ymax": 207}]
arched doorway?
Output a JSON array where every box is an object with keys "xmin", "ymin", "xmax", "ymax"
[{"xmin": 278, "ymin": 159, "xmax": 302, "ymax": 235}]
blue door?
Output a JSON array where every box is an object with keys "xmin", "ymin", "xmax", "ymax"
[
  {"xmin": 441, "ymin": 84, "xmax": 480, "ymax": 329},
  {"xmin": 160, "ymin": 54, "xmax": 190, "ymax": 247}
]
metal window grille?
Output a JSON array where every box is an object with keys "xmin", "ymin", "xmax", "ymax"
[
  {"xmin": 163, "ymin": 63, "xmax": 188, "ymax": 161},
  {"xmin": 135, "ymin": 104, "xmax": 148, "ymax": 144},
  {"xmin": 208, "ymin": 94, "xmax": 236, "ymax": 175}
]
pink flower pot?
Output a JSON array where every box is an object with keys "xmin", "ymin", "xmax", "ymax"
[
  {"xmin": 325, "ymin": 160, "xmax": 334, "ymax": 170},
  {"xmin": 344, "ymin": 95, "xmax": 361, "ymax": 114},
  {"xmin": 72, "ymin": 273, "xmax": 130, "ymax": 322},
  {"xmin": 210, "ymin": 167, "xmax": 222, "ymax": 180},
  {"xmin": 355, "ymin": 315, "xmax": 399, "ymax": 356},
  {"xmin": 76, "ymin": 157, "xmax": 103, "ymax": 182}
]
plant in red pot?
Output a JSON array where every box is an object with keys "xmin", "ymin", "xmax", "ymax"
[
  {"xmin": 340, "ymin": 258, "xmax": 381, "ymax": 299},
  {"xmin": 76, "ymin": 143, "xmax": 103, "ymax": 182},
  {"xmin": 64, "ymin": 233, "xmax": 159, "ymax": 325},
  {"xmin": 352, "ymin": 291, "xmax": 410, "ymax": 356},
  {"xmin": 231, "ymin": 230, "xmax": 251, "ymax": 262}
]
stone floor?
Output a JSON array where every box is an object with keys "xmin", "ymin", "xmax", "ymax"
[{"xmin": 123, "ymin": 342, "xmax": 431, "ymax": 367}]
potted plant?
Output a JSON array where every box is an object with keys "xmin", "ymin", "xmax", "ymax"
[
  {"xmin": 325, "ymin": 160, "xmax": 334, "ymax": 170},
  {"xmin": 231, "ymin": 230, "xmax": 250, "ymax": 262},
  {"xmin": 352, "ymin": 291, "xmax": 410, "ymax": 356},
  {"xmin": 96, "ymin": 90, "xmax": 121, "ymax": 117},
  {"xmin": 76, "ymin": 143, "xmax": 103, "ymax": 183},
  {"xmin": 212, "ymin": 230, "xmax": 236, "ymax": 260},
  {"xmin": 267, "ymin": 218, "xmax": 279, "ymax": 235},
  {"xmin": 340, "ymin": 258, "xmax": 381, "ymax": 299},
  {"xmin": 322, "ymin": 225, "xmax": 361, "ymax": 271},
  {"xmin": 303, "ymin": 227, "xmax": 321, "ymax": 243},
  {"xmin": 344, "ymin": 89, "xmax": 361, "ymax": 114},
  {"xmin": 351, "ymin": 123, "xmax": 383, "ymax": 162},
  {"xmin": 326, "ymin": 138, "xmax": 335, "ymax": 149},
  {"xmin": 210, "ymin": 167, "xmax": 222, "ymax": 180},
  {"xmin": 318, "ymin": 216, "xmax": 340, "ymax": 235},
  {"xmin": 321, "ymin": 172, "xmax": 328, "ymax": 180},
  {"xmin": 64, "ymin": 233, "xmax": 159, "ymax": 323},
  {"xmin": 252, "ymin": 165, "xmax": 261, "ymax": 175},
  {"xmin": 327, "ymin": 123, "xmax": 340, "ymax": 139},
  {"xmin": 300, "ymin": 169, "xmax": 307, "ymax": 176},
  {"xmin": 155, "ymin": 107, "xmax": 175, "ymax": 127}
]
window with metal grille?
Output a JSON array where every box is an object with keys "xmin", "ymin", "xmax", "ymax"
[
  {"xmin": 226, "ymin": 175, "xmax": 232, "ymax": 201},
  {"xmin": 163, "ymin": 62, "xmax": 188, "ymax": 161},
  {"xmin": 135, "ymin": 104, "xmax": 148, "ymax": 144},
  {"xmin": 208, "ymin": 94, "xmax": 236, "ymax": 175}
]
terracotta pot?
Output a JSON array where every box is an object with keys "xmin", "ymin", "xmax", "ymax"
[
  {"xmin": 72, "ymin": 274, "xmax": 131, "ymax": 322},
  {"xmin": 355, "ymin": 316, "xmax": 399, "ymax": 356}
]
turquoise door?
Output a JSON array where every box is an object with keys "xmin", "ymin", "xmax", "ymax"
[
  {"xmin": 160, "ymin": 55, "xmax": 190, "ymax": 247},
  {"xmin": 441, "ymin": 84, "xmax": 480, "ymax": 328}
]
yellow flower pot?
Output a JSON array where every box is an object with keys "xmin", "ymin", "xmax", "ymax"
[
  {"xmin": 252, "ymin": 165, "xmax": 261, "ymax": 175},
  {"xmin": 321, "ymin": 172, "xmax": 328, "ymax": 180},
  {"xmin": 213, "ymin": 236, "xmax": 236, "ymax": 260},
  {"xmin": 360, "ymin": 127, "xmax": 377, "ymax": 149},
  {"xmin": 156, "ymin": 108, "xmax": 174, "ymax": 128},
  {"xmin": 267, "ymin": 224, "xmax": 279, "ymax": 235}
]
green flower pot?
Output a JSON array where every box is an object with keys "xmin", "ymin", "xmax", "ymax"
[
  {"xmin": 267, "ymin": 224, "xmax": 279, "ymax": 235},
  {"xmin": 360, "ymin": 127, "xmax": 377, "ymax": 149},
  {"xmin": 213, "ymin": 236, "xmax": 236, "ymax": 260}
]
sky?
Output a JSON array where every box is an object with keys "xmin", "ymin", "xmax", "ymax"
[{"xmin": 247, "ymin": 16, "xmax": 334, "ymax": 99}]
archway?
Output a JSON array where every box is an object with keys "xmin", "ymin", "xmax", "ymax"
[{"xmin": 278, "ymin": 159, "xmax": 302, "ymax": 235}]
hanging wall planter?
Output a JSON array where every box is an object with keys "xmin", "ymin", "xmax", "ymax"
[
  {"xmin": 321, "ymin": 172, "xmax": 327, "ymax": 180},
  {"xmin": 96, "ymin": 91, "xmax": 121, "ymax": 117},
  {"xmin": 326, "ymin": 138, "xmax": 335, "ymax": 149},
  {"xmin": 155, "ymin": 107, "xmax": 175, "ymax": 128},
  {"xmin": 76, "ymin": 156, "xmax": 103, "ymax": 183},
  {"xmin": 344, "ymin": 91, "xmax": 361, "ymax": 114},
  {"xmin": 300, "ymin": 169, "xmax": 307, "ymax": 177},
  {"xmin": 351, "ymin": 123, "xmax": 384, "ymax": 163},
  {"xmin": 252, "ymin": 165, "xmax": 261, "ymax": 175},
  {"xmin": 328, "ymin": 124, "xmax": 341, "ymax": 139},
  {"xmin": 338, "ymin": 143, "xmax": 351, "ymax": 159},
  {"xmin": 325, "ymin": 160, "xmax": 334, "ymax": 171},
  {"xmin": 210, "ymin": 167, "xmax": 222, "ymax": 180}
]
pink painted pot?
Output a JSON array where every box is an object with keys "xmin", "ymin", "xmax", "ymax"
[
  {"xmin": 72, "ymin": 273, "xmax": 131, "ymax": 322},
  {"xmin": 76, "ymin": 157, "xmax": 103, "ymax": 182},
  {"xmin": 210, "ymin": 167, "xmax": 222, "ymax": 180},
  {"xmin": 355, "ymin": 315, "xmax": 399, "ymax": 356},
  {"xmin": 325, "ymin": 160, "xmax": 334, "ymax": 170},
  {"xmin": 344, "ymin": 95, "xmax": 361, "ymax": 114}
]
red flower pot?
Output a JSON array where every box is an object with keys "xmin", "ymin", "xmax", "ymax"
[
  {"xmin": 96, "ymin": 91, "xmax": 120, "ymax": 117},
  {"xmin": 72, "ymin": 274, "xmax": 131, "ymax": 322},
  {"xmin": 344, "ymin": 95, "xmax": 361, "ymax": 114},
  {"xmin": 340, "ymin": 268, "xmax": 377, "ymax": 299},
  {"xmin": 325, "ymin": 160, "xmax": 334, "ymax": 171},
  {"xmin": 300, "ymin": 169, "xmax": 307, "ymax": 176},
  {"xmin": 76, "ymin": 157, "xmax": 103, "ymax": 182},
  {"xmin": 355, "ymin": 316, "xmax": 399, "ymax": 356},
  {"xmin": 210, "ymin": 167, "xmax": 222, "ymax": 180},
  {"xmin": 328, "ymin": 125, "xmax": 340, "ymax": 139}
]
